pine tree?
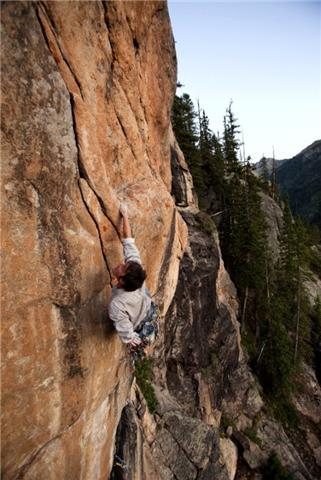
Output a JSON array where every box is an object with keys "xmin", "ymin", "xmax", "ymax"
[
  {"xmin": 198, "ymin": 110, "xmax": 214, "ymax": 189},
  {"xmin": 271, "ymin": 149, "xmax": 277, "ymax": 200},
  {"xmin": 277, "ymin": 204, "xmax": 310, "ymax": 361},
  {"xmin": 223, "ymin": 102, "xmax": 241, "ymax": 175},
  {"xmin": 311, "ymin": 296, "xmax": 321, "ymax": 383},
  {"xmin": 238, "ymin": 165, "xmax": 269, "ymax": 333},
  {"xmin": 292, "ymin": 217, "xmax": 313, "ymax": 363},
  {"xmin": 221, "ymin": 144, "xmax": 269, "ymax": 338},
  {"xmin": 259, "ymin": 202, "xmax": 313, "ymax": 398},
  {"xmin": 261, "ymin": 307, "xmax": 294, "ymax": 396},
  {"xmin": 211, "ymin": 133, "xmax": 225, "ymax": 188},
  {"xmin": 260, "ymin": 156, "xmax": 270, "ymax": 193},
  {"xmin": 220, "ymin": 103, "xmax": 242, "ymax": 267},
  {"xmin": 277, "ymin": 200, "xmax": 298, "ymax": 317},
  {"xmin": 172, "ymin": 93, "xmax": 204, "ymax": 194}
]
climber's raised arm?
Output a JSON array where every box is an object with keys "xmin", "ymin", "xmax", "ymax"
[{"xmin": 119, "ymin": 204, "xmax": 141, "ymax": 265}]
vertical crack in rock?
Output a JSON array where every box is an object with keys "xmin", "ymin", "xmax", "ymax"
[
  {"xmin": 68, "ymin": 94, "xmax": 120, "ymax": 235},
  {"xmin": 78, "ymin": 178, "xmax": 114, "ymax": 290},
  {"xmin": 116, "ymin": 81, "xmax": 151, "ymax": 157},
  {"xmin": 34, "ymin": 0, "xmax": 129, "ymax": 333},
  {"xmin": 102, "ymin": 1, "xmax": 159, "ymax": 183},
  {"xmin": 70, "ymin": 100, "xmax": 121, "ymax": 241},
  {"xmin": 112, "ymin": 89, "xmax": 159, "ymax": 184},
  {"xmin": 35, "ymin": 3, "xmax": 84, "ymax": 100},
  {"xmin": 101, "ymin": 1, "xmax": 116, "ymax": 96},
  {"xmin": 113, "ymin": 107, "xmax": 138, "ymax": 162},
  {"xmin": 35, "ymin": 2, "xmax": 120, "ymax": 240},
  {"xmin": 68, "ymin": 94, "xmax": 119, "ymax": 292}
]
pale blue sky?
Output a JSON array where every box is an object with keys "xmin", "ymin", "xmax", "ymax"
[{"xmin": 168, "ymin": 1, "xmax": 321, "ymax": 161}]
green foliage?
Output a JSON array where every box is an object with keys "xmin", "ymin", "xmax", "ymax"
[
  {"xmin": 256, "ymin": 199, "xmax": 317, "ymax": 400},
  {"xmin": 312, "ymin": 296, "xmax": 321, "ymax": 332},
  {"xmin": 220, "ymin": 415, "xmax": 236, "ymax": 431},
  {"xmin": 211, "ymin": 133, "xmax": 226, "ymax": 198},
  {"xmin": 195, "ymin": 211, "xmax": 216, "ymax": 235},
  {"xmin": 309, "ymin": 247, "xmax": 321, "ymax": 276},
  {"xmin": 223, "ymin": 102, "xmax": 241, "ymax": 175},
  {"xmin": 134, "ymin": 358, "xmax": 158, "ymax": 413},
  {"xmin": 276, "ymin": 206, "xmax": 312, "ymax": 362},
  {"xmin": 259, "ymin": 309, "xmax": 295, "ymax": 397},
  {"xmin": 244, "ymin": 426, "xmax": 262, "ymax": 447},
  {"xmin": 262, "ymin": 452, "xmax": 294, "ymax": 480},
  {"xmin": 241, "ymin": 328, "xmax": 257, "ymax": 359},
  {"xmin": 221, "ymin": 159, "xmax": 269, "ymax": 341},
  {"xmin": 269, "ymin": 396, "xmax": 300, "ymax": 431},
  {"xmin": 172, "ymin": 93, "xmax": 227, "ymax": 207},
  {"xmin": 311, "ymin": 296, "xmax": 321, "ymax": 382},
  {"xmin": 259, "ymin": 157, "xmax": 270, "ymax": 193}
]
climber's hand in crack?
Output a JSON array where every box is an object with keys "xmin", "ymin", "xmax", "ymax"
[
  {"xmin": 127, "ymin": 333, "xmax": 142, "ymax": 352},
  {"xmin": 129, "ymin": 333, "xmax": 141, "ymax": 346}
]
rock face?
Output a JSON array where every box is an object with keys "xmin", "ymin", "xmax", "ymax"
[
  {"xmin": 260, "ymin": 191, "xmax": 283, "ymax": 259},
  {"xmin": 1, "ymin": 2, "xmax": 187, "ymax": 479},
  {"xmin": 161, "ymin": 209, "xmax": 241, "ymax": 421}
]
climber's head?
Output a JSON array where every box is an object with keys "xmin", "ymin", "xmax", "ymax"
[
  {"xmin": 113, "ymin": 262, "xmax": 127, "ymax": 280},
  {"xmin": 113, "ymin": 261, "xmax": 146, "ymax": 291}
]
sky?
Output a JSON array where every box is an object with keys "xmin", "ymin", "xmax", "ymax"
[{"xmin": 168, "ymin": 0, "xmax": 321, "ymax": 162}]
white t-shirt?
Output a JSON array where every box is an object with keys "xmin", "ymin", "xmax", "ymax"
[{"xmin": 108, "ymin": 238, "xmax": 151, "ymax": 343}]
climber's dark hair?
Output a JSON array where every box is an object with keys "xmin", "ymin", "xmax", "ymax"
[{"xmin": 122, "ymin": 261, "xmax": 146, "ymax": 292}]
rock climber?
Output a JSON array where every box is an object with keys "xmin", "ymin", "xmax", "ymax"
[{"xmin": 108, "ymin": 204, "xmax": 158, "ymax": 351}]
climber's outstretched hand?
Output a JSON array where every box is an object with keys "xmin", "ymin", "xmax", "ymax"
[{"xmin": 119, "ymin": 203, "xmax": 128, "ymax": 218}]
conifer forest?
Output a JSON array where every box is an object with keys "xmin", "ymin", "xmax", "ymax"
[{"xmin": 172, "ymin": 92, "xmax": 321, "ymax": 427}]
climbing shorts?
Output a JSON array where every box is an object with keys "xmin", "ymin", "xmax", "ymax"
[{"xmin": 135, "ymin": 301, "xmax": 160, "ymax": 345}]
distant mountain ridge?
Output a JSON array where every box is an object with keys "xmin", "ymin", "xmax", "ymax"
[
  {"xmin": 254, "ymin": 140, "xmax": 321, "ymax": 228},
  {"xmin": 254, "ymin": 157, "xmax": 286, "ymax": 175}
]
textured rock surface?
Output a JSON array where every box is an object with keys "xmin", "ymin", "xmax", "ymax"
[
  {"xmin": 1, "ymin": 2, "xmax": 186, "ymax": 478},
  {"xmin": 160, "ymin": 209, "xmax": 243, "ymax": 424},
  {"xmin": 219, "ymin": 438, "xmax": 238, "ymax": 480},
  {"xmin": 112, "ymin": 384, "xmax": 231, "ymax": 480},
  {"xmin": 169, "ymin": 124, "xmax": 197, "ymax": 210},
  {"xmin": 260, "ymin": 191, "xmax": 283, "ymax": 259}
]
